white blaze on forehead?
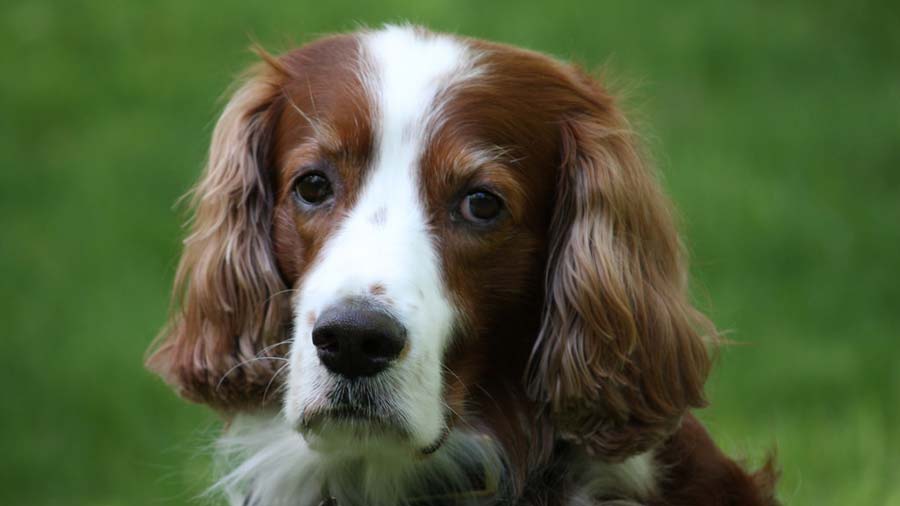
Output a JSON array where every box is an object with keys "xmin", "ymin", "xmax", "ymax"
[
  {"xmin": 363, "ymin": 25, "xmax": 474, "ymax": 145},
  {"xmin": 286, "ymin": 26, "xmax": 479, "ymax": 450}
]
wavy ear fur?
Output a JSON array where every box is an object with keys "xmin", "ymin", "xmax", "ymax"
[
  {"xmin": 146, "ymin": 59, "xmax": 291, "ymax": 410},
  {"xmin": 529, "ymin": 70, "xmax": 716, "ymax": 459}
]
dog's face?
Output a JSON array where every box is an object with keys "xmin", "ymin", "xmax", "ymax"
[
  {"xmin": 149, "ymin": 25, "xmax": 713, "ymax": 463},
  {"xmin": 273, "ymin": 30, "xmax": 558, "ymax": 453}
]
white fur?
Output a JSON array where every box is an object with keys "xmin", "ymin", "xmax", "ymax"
[
  {"xmin": 285, "ymin": 25, "xmax": 477, "ymax": 451},
  {"xmin": 214, "ymin": 414, "xmax": 322, "ymax": 506},
  {"xmin": 214, "ymin": 413, "xmax": 502, "ymax": 506}
]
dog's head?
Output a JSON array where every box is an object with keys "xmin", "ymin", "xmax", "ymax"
[{"xmin": 148, "ymin": 25, "xmax": 714, "ymax": 462}]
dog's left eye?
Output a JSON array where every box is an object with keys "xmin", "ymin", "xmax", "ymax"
[
  {"xmin": 460, "ymin": 190, "xmax": 503, "ymax": 223},
  {"xmin": 294, "ymin": 172, "xmax": 333, "ymax": 205}
]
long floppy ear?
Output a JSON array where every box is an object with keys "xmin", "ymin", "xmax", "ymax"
[
  {"xmin": 528, "ymin": 71, "xmax": 716, "ymax": 459},
  {"xmin": 146, "ymin": 60, "xmax": 291, "ymax": 410}
]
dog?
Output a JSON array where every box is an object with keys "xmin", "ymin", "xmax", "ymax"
[{"xmin": 147, "ymin": 24, "xmax": 779, "ymax": 506}]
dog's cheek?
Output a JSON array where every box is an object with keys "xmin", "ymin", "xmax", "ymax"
[{"xmin": 272, "ymin": 204, "xmax": 305, "ymax": 283}]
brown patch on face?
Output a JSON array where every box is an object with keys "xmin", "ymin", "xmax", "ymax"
[
  {"xmin": 305, "ymin": 311, "xmax": 317, "ymax": 328},
  {"xmin": 369, "ymin": 283, "xmax": 387, "ymax": 296},
  {"xmin": 419, "ymin": 40, "xmax": 575, "ymax": 346},
  {"xmin": 413, "ymin": 40, "xmax": 577, "ymax": 485},
  {"xmin": 419, "ymin": 35, "xmax": 715, "ymax": 484},
  {"xmin": 269, "ymin": 34, "xmax": 376, "ymax": 287},
  {"xmin": 421, "ymin": 38, "xmax": 715, "ymax": 474}
]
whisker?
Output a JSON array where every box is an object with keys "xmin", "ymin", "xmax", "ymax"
[
  {"xmin": 440, "ymin": 364, "xmax": 471, "ymax": 397},
  {"xmin": 256, "ymin": 338, "xmax": 294, "ymax": 357},
  {"xmin": 265, "ymin": 287, "xmax": 297, "ymax": 305},
  {"xmin": 442, "ymin": 399, "xmax": 462, "ymax": 420},
  {"xmin": 438, "ymin": 365, "xmax": 468, "ymax": 420},
  {"xmin": 281, "ymin": 88, "xmax": 334, "ymax": 141},
  {"xmin": 263, "ymin": 362, "xmax": 291, "ymax": 403},
  {"xmin": 215, "ymin": 355, "xmax": 289, "ymax": 392},
  {"xmin": 473, "ymin": 383, "xmax": 503, "ymax": 414},
  {"xmin": 306, "ymin": 76, "xmax": 319, "ymax": 118}
]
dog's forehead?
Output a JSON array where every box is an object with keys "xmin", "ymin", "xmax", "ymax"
[
  {"xmin": 272, "ymin": 28, "xmax": 473, "ymax": 181},
  {"xmin": 273, "ymin": 34, "xmax": 372, "ymax": 165},
  {"xmin": 273, "ymin": 26, "xmax": 574, "ymax": 197},
  {"xmin": 359, "ymin": 26, "xmax": 477, "ymax": 136},
  {"xmin": 355, "ymin": 28, "xmax": 572, "ymax": 151}
]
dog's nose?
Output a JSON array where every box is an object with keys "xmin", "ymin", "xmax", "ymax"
[{"xmin": 311, "ymin": 299, "xmax": 407, "ymax": 378}]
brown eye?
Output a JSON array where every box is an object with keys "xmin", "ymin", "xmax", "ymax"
[
  {"xmin": 294, "ymin": 172, "xmax": 333, "ymax": 205},
  {"xmin": 460, "ymin": 190, "xmax": 503, "ymax": 223}
]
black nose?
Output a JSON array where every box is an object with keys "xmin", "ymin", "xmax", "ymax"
[{"xmin": 311, "ymin": 299, "xmax": 407, "ymax": 379}]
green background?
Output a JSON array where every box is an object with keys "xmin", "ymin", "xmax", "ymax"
[{"xmin": 2, "ymin": 1, "xmax": 898, "ymax": 505}]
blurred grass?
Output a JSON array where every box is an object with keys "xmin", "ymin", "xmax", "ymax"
[{"xmin": 1, "ymin": 1, "xmax": 898, "ymax": 505}]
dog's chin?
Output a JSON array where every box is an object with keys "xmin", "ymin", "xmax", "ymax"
[
  {"xmin": 298, "ymin": 406, "xmax": 407, "ymax": 441},
  {"xmin": 295, "ymin": 404, "xmax": 449, "ymax": 457}
]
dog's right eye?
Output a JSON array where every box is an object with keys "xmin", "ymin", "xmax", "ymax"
[
  {"xmin": 459, "ymin": 190, "xmax": 504, "ymax": 224},
  {"xmin": 294, "ymin": 172, "xmax": 333, "ymax": 205}
]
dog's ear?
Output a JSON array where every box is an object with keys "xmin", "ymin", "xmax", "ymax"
[
  {"xmin": 528, "ymin": 69, "xmax": 716, "ymax": 459},
  {"xmin": 146, "ymin": 58, "xmax": 291, "ymax": 410}
]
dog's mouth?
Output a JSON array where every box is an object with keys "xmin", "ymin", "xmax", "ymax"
[
  {"xmin": 297, "ymin": 378, "xmax": 406, "ymax": 433},
  {"xmin": 299, "ymin": 404, "xmax": 405, "ymax": 435},
  {"xmin": 295, "ymin": 380, "xmax": 451, "ymax": 455}
]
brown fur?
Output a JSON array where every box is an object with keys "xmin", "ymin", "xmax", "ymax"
[
  {"xmin": 652, "ymin": 414, "xmax": 780, "ymax": 506},
  {"xmin": 145, "ymin": 61, "xmax": 290, "ymax": 409},
  {"xmin": 528, "ymin": 67, "xmax": 714, "ymax": 460}
]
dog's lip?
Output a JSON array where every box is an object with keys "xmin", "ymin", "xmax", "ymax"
[
  {"xmin": 297, "ymin": 404, "xmax": 451, "ymax": 455},
  {"xmin": 418, "ymin": 425, "xmax": 450, "ymax": 456},
  {"xmin": 298, "ymin": 404, "xmax": 400, "ymax": 432}
]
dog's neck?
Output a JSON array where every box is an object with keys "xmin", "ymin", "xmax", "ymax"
[
  {"xmin": 219, "ymin": 413, "xmax": 658, "ymax": 506},
  {"xmin": 220, "ymin": 414, "xmax": 511, "ymax": 506}
]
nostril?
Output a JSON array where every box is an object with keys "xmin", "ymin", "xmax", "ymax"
[
  {"xmin": 312, "ymin": 329, "xmax": 339, "ymax": 354},
  {"xmin": 361, "ymin": 333, "xmax": 405, "ymax": 361}
]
